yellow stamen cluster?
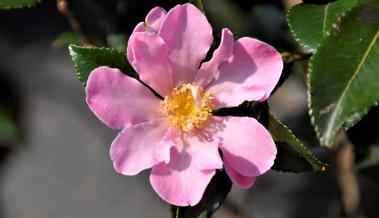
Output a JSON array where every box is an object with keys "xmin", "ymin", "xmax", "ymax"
[{"xmin": 160, "ymin": 83, "xmax": 214, "ymax": 132}]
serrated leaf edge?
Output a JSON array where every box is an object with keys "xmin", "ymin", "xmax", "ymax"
[
  {"xmin": 287, "ymin": 1, "xmax": 355, "ymax": 54},
  {"xmin": 0, "ymin": 0, "xmax": 41, "ymax": 10},
  {"xmin": 307, "ymin": 6, "xmax": 379, "ymax": 146},
  {"xmin": 68, "ymin": 44, "xmax": 127, "ymax": 86},
  {"xmin": 287, "ymin": 4, "xmax": 319, "ymax": 53},
  {"xmin": 270, "ymin": 113, "xmax": 327, "ymax": 172}
]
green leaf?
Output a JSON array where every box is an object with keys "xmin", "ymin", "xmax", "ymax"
[
  {"xmin": 68, "ymin": 45, "xmax": 136, "ymax": 86},
  {"xmin": 268, "ymin": 113, "xmax": 327, "ymax": 172},
  {"xmin": 52, "ymin": 32, "xmax": 81, "ymax": 48},
  {"xmin": 287, "ymin": 0, "xmax": 359, "ymax": 52},
  {"xmin": 309, "ymin": 1, "xmax": 379, "ymax": 146},
  {"xmin": 0, "ymin": 0, "xmax": 40, "ymax": 9},
  {"xmin": 190, "ymin": 0, "xmax": 205, "ymax": 14},
  {"xmin": 171, "ymin": 170, "xmax": 232, "ymax": 218}
]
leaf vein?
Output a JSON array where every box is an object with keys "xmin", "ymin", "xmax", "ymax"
[
  {"xmin": 322, "ymin": 3, "xmax": 331, "ymax": 38},
  {"xmin": 324, "ymin": 30, "xmax": 379, "ymax": 143}
]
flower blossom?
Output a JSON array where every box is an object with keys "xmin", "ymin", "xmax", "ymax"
[{"xmin": 86, "ymin": 3, "xmax": 283, "ymax": 206}]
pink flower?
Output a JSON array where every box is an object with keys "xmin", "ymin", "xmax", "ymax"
[{"xmin": 86, "ymin": 4, "xmax": 283, "ymax": 206}]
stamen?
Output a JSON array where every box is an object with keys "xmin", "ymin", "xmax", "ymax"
[
  {"xmin": 160, "ymin": 83, "xmax": 214, "ymax": 132},
  {"xmin": 190, "ymin": 86, "xmax": 202, "ymax": 108}
]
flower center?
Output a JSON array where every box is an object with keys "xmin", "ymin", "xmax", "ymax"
[{"xmin": 160, "ymin": 83, "xmax": 214, "ymax": 132}]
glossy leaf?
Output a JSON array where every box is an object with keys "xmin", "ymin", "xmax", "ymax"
[
  {"xmin": 68, "ymin": 45, "xmax": 136, "ymax": 86},
  {"xmin": 287, "ymin": 0, "xmax": 358, "ymax": 52},
  {"xmin": 309, "ymin": 2, "xmax": 379, "ymax": 146},
  {"xmin": 172, "ymin": 170, "xmax": 232, "ymax": 218},
  {"xmin": 268, "ymin": 113, "xmax": 327, "ymax": 172},
  {"xmin": 0, "ymin": 0, "xmax": 40, "ymax": 9}
]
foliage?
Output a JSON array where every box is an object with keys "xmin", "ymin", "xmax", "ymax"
[
  {"xmin": 38, "ymin": 0, "xmax": 379, "ymax": 216},
  {"xmin": 0, "ymin": 0, "xmax": 40, "ymax": 10},
  {"xmin": 287, "ymin": 0, "xmax": 359, "ymax": 52},
  {"xmin": 3, "ymin": 0, "xmax": 379, "ymax": 216},
  {"xmin": 68, "ymin": 45, "xmax": 136, "ymax": 86},
  {"xmin": 268, "ymin": 113, "xmax": 326, "ymax": 172},
  {"xmin": 308, "ymin": 1, "xmax": 379, "ymax": 146}
]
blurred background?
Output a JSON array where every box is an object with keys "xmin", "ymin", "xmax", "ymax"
[{"xmin": 0, "ymin": 0, "xmax": 378, "ymax": 217}]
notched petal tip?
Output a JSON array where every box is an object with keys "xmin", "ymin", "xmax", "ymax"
[
  {"xmin": 195, "ymin": 27, "xmax": 235, "ymax": 87},
  {"xmin": 127, "ymin": 22, "xmax": 145, "ymax": 64},
  {"xmin": 206, "ymin": 37, "xmax": 283, "ymax": 107},
  {"xmin": 128, "ymin": 31, "xmax": 174, "ymax": 96},
  {"xmin": 145, "ymin": 6, "xmax": 167, "ymax": 32}
]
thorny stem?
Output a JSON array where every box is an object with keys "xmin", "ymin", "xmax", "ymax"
[
  {"xmin": 334, "ymin": 131, "xmax": 360, "ymax": 218},
  {"xmin": 57, "ymin": 0, "xmax": 94, "ymax": 46}
]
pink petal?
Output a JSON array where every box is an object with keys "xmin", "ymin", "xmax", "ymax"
[
  {"xmin": 86, "ymin": 66, "xmax": 161, "ymax": 129},
  {"xmin": 150, "ymin": 146, "xmax": 217, "ymax": 206},
  {"xmin": 127, "ymin": 22, "xmax": 145, "ymax": 64},
  {"xmin": 150, "ymin": 130, "xmax": 222, "ymax": 206},
  {"xmin": 128, "ymin": 32, "xmax": 174, "ymax": 96},
  {"xmin": 145, "ymin": 7, "xmax": 167, "ymax": 32},
  {"xmin": 110, "ymin": 119, "xmax": 174, "ymax": 176},
  {"xmin": 158, "ymin": 3, "xmax": 213, "ymax": 86},
  {"xmin": 185, "ymin": 128, "xmax": 224, "ymax": 170},
  {"xmin": 216, "ymin": 116, "xmax": 276, "ymax": 177},
  {"xmin": 195, "ymin": 28, "xmax": 234, "ymax": 87},
  {"xmin": 207, "ymin": 38, "xmax": 283, "ymax": 108},
  {"xmin": 127, "ymin": 7, "xmax": 167, "ymax": 64},
  {"xmin": 155, "ymin": 127, "xmax": 179, "ymax": 164},
  {"xmin": 223, "ymin": 160, "xmax": 256, "ymax": 189}
]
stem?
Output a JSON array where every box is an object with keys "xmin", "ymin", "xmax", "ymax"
[
  {"xmin": 334, "ymin": 131, "xmax": 360, "ymax": 218},
  {"xmin": 281, "ymin": 52, "xmax": 311, "ymax": 64},
  {"xmin": 56, "ymin": 0, "xmax": 93, "ymax": 46}
]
